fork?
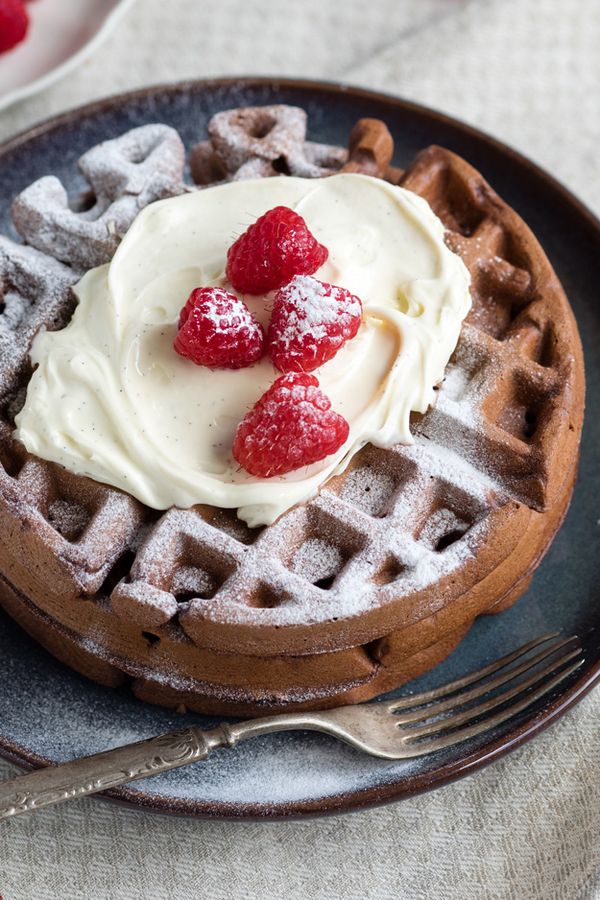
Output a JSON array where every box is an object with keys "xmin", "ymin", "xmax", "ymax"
[{"xmin": 0, "ymin": 632, "xmax": 584, "ymax": 819}]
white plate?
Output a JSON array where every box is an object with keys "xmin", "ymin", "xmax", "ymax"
[{"xmin": 0, "ymin": 0, "xmax": 135, "ymax": 112}]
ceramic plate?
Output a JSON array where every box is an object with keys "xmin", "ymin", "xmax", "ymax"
[
  {"xmin": 0, "ymin": 0, "xmax": 135, "ymax": 113},
  {"xmin": 0, "ymin": 79, "xmax": 598, "ymax": 819}
]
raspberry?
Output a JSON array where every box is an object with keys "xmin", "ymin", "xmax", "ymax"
[
  {"xmin": 0, "ymin": 0, "xmax": 28, "ymax": 54},
  {"xmin": 267, "ymin": 275, "xmax": 363, "ymax": 373},
  {"xmin": 233, "ymin": 372, "xmax": 349, "ymax": 477},
  {"xmin": 174, "ymin": 287, "xmax": 264, "ymax": 369},
  {"xmin": 226, "ymin": 206, "xmax": 328, "ymax": 295}
]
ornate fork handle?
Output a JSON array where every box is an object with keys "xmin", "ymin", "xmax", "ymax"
[
  {"xmin": 0, "ymin": 713, "xmax": 334, "ymax": 820},
  {"xmin": 0, "ymin": 727, "xmax": 222, "ymax": 819}
]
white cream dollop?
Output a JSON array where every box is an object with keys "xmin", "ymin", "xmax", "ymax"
[{"xmin": 15, "ymin": 174, "xmax": 471, "ymax": 526}]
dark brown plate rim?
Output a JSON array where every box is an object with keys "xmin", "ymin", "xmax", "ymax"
[{"xmin": 0, "ymin": 76, "xmax": 599, "ymax": 821}]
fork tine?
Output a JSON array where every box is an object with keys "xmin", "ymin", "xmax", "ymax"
[
  {"xmin": 398, "ymin": 659, "xmax": 584, "ymax": 756},
  {"xmin": 392, "ymin": 637, "xmax": 581, "ymax": 725},
  {"xmin": 386, "ymin": 632, "xmax": 563, "ymax": 712},
  {"xmin": 400, "ymin": 645, "xmax": 583, "ymax": 742}
]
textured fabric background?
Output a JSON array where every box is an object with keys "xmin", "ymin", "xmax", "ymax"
[{"xmin": 0, "ymin": 1, "xmax": 599, "ymax": 897}]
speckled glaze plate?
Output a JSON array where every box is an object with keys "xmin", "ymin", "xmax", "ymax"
[{"xmin": 0, "ymin": 79, "xmax": 598, "ymax": 820}]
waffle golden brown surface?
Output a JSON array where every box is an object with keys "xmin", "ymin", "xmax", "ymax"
[{"xmin": 0, "ymin": 109, "xmax": 584, "ymax": 715}]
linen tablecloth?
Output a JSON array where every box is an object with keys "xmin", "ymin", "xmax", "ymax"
[{"xmin": 0, "ymin": 1, "xmax": 599, "ymax": 897}]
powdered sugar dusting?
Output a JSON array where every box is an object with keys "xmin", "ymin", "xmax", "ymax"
[
  {"xmin": 291, "ymin": 538, "xmax": 343, "ymax": 585},
  {"xmin": 419, "ymin": 508, "xmax": 469, "ymax": 550},
  {"xmin": 442, "ymin": 364, "xmax": 470, "ymax": 401},
  {"xmin": 47, "ymin": 498, "xmax": 90, "ymax": 542},
  {"xmin": 273, "ymin": 275, "xmax": 361, "ymax": 347},
  {"xmin": 194, "ymin": 289, "xmax": 258, "ymax": 335},
  {"xmin": 0, "ymin": 236, "xmax": 78, "ymax": 391},
  {"xmin": 204, "ymin": 105, "xmax": 347, "ymax": 182},
  {"xmin": 171, "ymin": 565, "xmax": 216, "ymax": 598},
  {"xmin": 339, "ymin": 466, "xmax": 398, "ymax": 517},
  {"xmin": 11, "ymin": 124, "xmax": 185, "ymax": 270}
]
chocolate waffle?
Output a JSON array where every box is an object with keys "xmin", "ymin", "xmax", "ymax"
[{"xmin": 0, "ymin": 108, "xmax": 584, "ymax": 715}]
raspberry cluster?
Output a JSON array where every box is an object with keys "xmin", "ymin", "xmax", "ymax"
[{"xmin": 173, "ymin": 205, "xmax": 364, "ymax": 476}]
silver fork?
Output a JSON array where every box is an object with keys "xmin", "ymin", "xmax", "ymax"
[{"xmin": 0, "ymin": 633, "xmax": 584, "ymax": 819}]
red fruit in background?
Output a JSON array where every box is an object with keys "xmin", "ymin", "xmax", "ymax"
[
  {"xmin": 0, "ymin": 0, "xmax": 29, "ymax": 54},
  {"xmin": 174, "ymin": 286, "xmax": 264, "ymax": 369},
  {"xmin": 233, "ymin": 372, "xmax": 349, "ymax": 477},
  {"xmin": 226, "ymin": 206, "xmax": 328, "ymax": 295},
  {"xmin": 267, "ymin": 275, "xmax": 362, "ymax": 373}
]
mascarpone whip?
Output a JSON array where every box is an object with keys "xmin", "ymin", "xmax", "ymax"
[{"xmin": 15, "ymin": 174, "xmax": 471, "ymax": 526}]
